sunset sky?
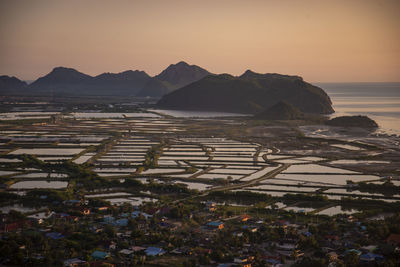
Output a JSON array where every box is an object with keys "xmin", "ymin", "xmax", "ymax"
[{"xmin": 1, "ymin": 0, "xmax": 399, "ymax": 82}]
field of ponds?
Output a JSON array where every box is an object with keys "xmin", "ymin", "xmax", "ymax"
[{"xmin": 1, "ymin": 108, "xmax": 399, "ymax": 209}]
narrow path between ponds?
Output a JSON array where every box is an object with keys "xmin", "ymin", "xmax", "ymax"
[
  {"xmin": 170, "ymin": 163, "xmax": 290, "ymax": 205},
  {"xmin": 206, "ymin": 163, "xmax": 290, "ymax": 192}
]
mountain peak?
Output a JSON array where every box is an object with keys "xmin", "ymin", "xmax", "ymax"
[
  {"xmin": 51, "ymin": 66, "xmax": 81, "ymax": 73},
  {"xmin": 0, "ymin": 75, "xmax": 27, "ymax": 93},
  {"xmin": 243, "ymin": 69, "xmax": 257, "ymax": 75},
  {"xmin": 240, "ymin": 70, "xmax": 264, "ymax": 79},
  {"xmin": 29, "ymin": 67, "xmax": 92, "ymax": 89},
  {"xmin": 240, "ymin": 70, "xmax": 303, "ymax": 81},
  {"xmin": 155, "ymin": 61, "xmax": 211, "ymax": 90},
  {"xmin": 174, "ymin": 61, "xmax": 190, "ymax": 66}
]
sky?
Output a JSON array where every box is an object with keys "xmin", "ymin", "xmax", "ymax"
[{"xmin": 0, "ymin": 0, "xmax": 399, "ymax": 82}]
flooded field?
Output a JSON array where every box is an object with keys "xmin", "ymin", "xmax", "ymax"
[
  {"xmin": 70, "ymin": 112, "xmax": 160, "ymax": 118},
  {"xmin": 13, "ymin": 173, "xmax": 68, "ymax": 178},
  {"xmin": 104, "ymin": 197, "xmax": 156, "ymax": 206},
  {"xmin": 10, "ymin": 181, "xmax": 68, "ymax": 189},
  {"xmin": 282, "ymin": 164, "xmax": 358, "ymax": 174},
  {"xmin": 10, "ymin": 148, "xmax": 84, "ymax": 155},
  {"xmin": 316, "ymin": 205, "xmax": 358, "ymax": 216},
  {"xmin": 0, "ymin": 108, "xmax": 398, "ymax": 207},
  {"xmin": 274, "ymin": 173, "xmax": 380, "ymax": 186},
  {"xmin": 0, "ymin": 204, "xmax": 43, "ymax": 214},
  {"xmin": 149, "ymin": 109, "xmax": 249, "ymax": 118}
]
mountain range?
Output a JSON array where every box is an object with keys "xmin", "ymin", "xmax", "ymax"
[
  {"xmin": 1, "ymin": 62, "xmax": 334, "ymax": 114},
  {"xmin": 0, "ymin": 61, "xmax": 210, "ymax": 97}
]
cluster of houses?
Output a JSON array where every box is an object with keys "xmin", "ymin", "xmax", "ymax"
[{"xmin": 1, "ymin": 196, "xmax": 399, "ymax": 266}]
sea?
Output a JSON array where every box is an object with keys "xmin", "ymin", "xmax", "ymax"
[{"xmin": 317, "ymin": 83, "xmax": 400, "ymax": 136}]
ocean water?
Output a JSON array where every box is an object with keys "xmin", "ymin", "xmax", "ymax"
[{"xmin": 317, "ymin": 83, "xmax": 400, "ymax": 135}]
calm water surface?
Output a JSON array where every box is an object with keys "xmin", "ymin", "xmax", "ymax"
[{"xmin": 318, "ymin": 82, "xmax": 400, "ymax": 135}]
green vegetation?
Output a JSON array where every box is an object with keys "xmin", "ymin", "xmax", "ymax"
[{"xmin": 357, "ymin": 181, "xmax": 400, "ymax": 196}]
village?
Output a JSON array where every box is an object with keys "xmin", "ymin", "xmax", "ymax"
[{"xmin": 1, "ymin": 189, "xmax": 399, "ymax": 266}]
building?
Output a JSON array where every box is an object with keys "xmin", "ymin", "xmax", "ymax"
[
  {"xmin": 145, "ymin": 246, "xmax": 166, "ymax": 256},
  {"xmin": 206, "ymin": 221, "xmax": 224, "ymax": 230}
]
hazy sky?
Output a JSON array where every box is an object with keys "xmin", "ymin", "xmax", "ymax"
[{"xmin": 1, "ymin": 0, "xmax": 399, "ymax": 82}]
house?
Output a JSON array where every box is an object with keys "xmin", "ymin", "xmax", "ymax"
[
  {"xmin": 28, "ymin": 211, "xmax": 55, "ymax": 224},
  {"xmin": 347, "ymin": 215, "xmax": 356, "ymax": 222},
  {"xmin": 56, "ymin": 213, "xmax": 78, "ymax": 221},
  {"xmin": 276, "ymin": 242, "xmax": 297, "ymax": 251},
  {"xmin": 234, "ymin": 255, "xmax": 254, "ymax": 263},
  {"xmin": 46, "ymin": 232, "xmax": 64, "ymax": 240},
  {"xmin": 327, "ymin": 251, "xmax": 338, "ymax": 261},
  {"xmin": 361, "ymin": 245, "xmax": 377, "ymax": 252},
  {"xmin": 103, "ymin": 216, "xmax": 115, "ymax": 224},
  {"xmin": 145, "ymin": 207, "xmax": 159, "ymax": 215},
  {"xmin": 242, "ymin": 225, "xmax": 258, "ymax": 232},
  {"xmin": 360, "ymin": 253, "xmax": 385, "ymax": 262},
  {"xmin": 205, "ymin": 201, "xmax": 216, "ymax": 211},
  {"xmin": 119, "ymin": 249, "xmax": 134, "ymax": 257},
  {"xmin": 131, "ymin": 246, "xmax": 146, "ymax": 252},
  {"xmin": 80, "ymin": 207, "xmax": 91, "ymax": 215},
  {"xmin": 145, "ymin": 246, "xmax": 166, "ymax": 256},
  {"xmin": 108, "ymin": 241, "xmax": 116, "ymax": 250},
  {"xmin": 301, "ymin": 231, "xmax": 312, "ymax": 237},
  {"xmin": 113, "ymin": 218, "xmax": 128, "ymax": 227},
  {"xmin": 171, "ymin": 247, "xmax": 191, "ymax": 255},
  {"xmin": 274, "ymin": 220, "xmax": 289, "ymax": 228},
  {"xmin": 63, "ymin": 199, "xmax": 81, "ymax": 206},
  {"xmin": 131, "ymin": 211, "xmax": 152, "ymax": 220},
  {"xmin": 1, "ymin": 220, "xmax": 31, "ymax": 232},
  {"xmin": 345, "ymin": 249, "xmax": 362, "ymax": 256},
  {"xmin": 91, "ymin": 251, "xmax": 110, "ymax": 260},
  {"xmin": 265, "ymin": 259, "xmax": 281, "ymax": 267},
  {"xmin": 206, "ymin": 221, "xmax": 224, "ymax": 230},
  {"xmin": 64, "ymin": 258, "xmax": 87, "ymax": 266},
  {"xmin": 240, "ymin": 214, "xmax": 251, "ymax": 222}
]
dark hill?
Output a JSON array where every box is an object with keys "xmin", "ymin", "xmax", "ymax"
[
  {"xmin": 326, "ymin": 116, "xmax": 378, "ymax": 128},
  {"xmin": 30, "ymin": 67, "xmax": 91, "ymax": 85},
  {"xmin": 254, "ymin": 101, "xmax": 304, "ymax": 120},
  {"xmin": 155, "ymin": 61, "xmax": 211, "ymax": 91},
  {"xmin": 157, "ymin": 71, "xmax": 334, "ymax": 114},
  {"xmin": 28, "ymin": 67, "xmax": 92, "ymax": 95},
  {"xmin": 90, "ymin": 70, "xmax": 151, "ymax": 95},
  {"xmin": 28, "ymin": 67, "xmax": 153, "ymax": 96},
  {"xmin": 0, "ymin": 75, "xmax": 27, "ymax": 95}
]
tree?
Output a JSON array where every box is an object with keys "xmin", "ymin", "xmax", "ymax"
[{"xmin": 344, "ymin": 252, "xmax": 359, "ymax": 267}]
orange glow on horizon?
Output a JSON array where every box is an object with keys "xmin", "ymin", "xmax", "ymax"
[{"xmin": 0, "ymin": 0, "xmax": 399, "ymax": 82}]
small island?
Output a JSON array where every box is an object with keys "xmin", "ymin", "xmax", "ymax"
[{"xmin": 326, "ymin": 115, "xmax": 378, "ymax": 128}]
